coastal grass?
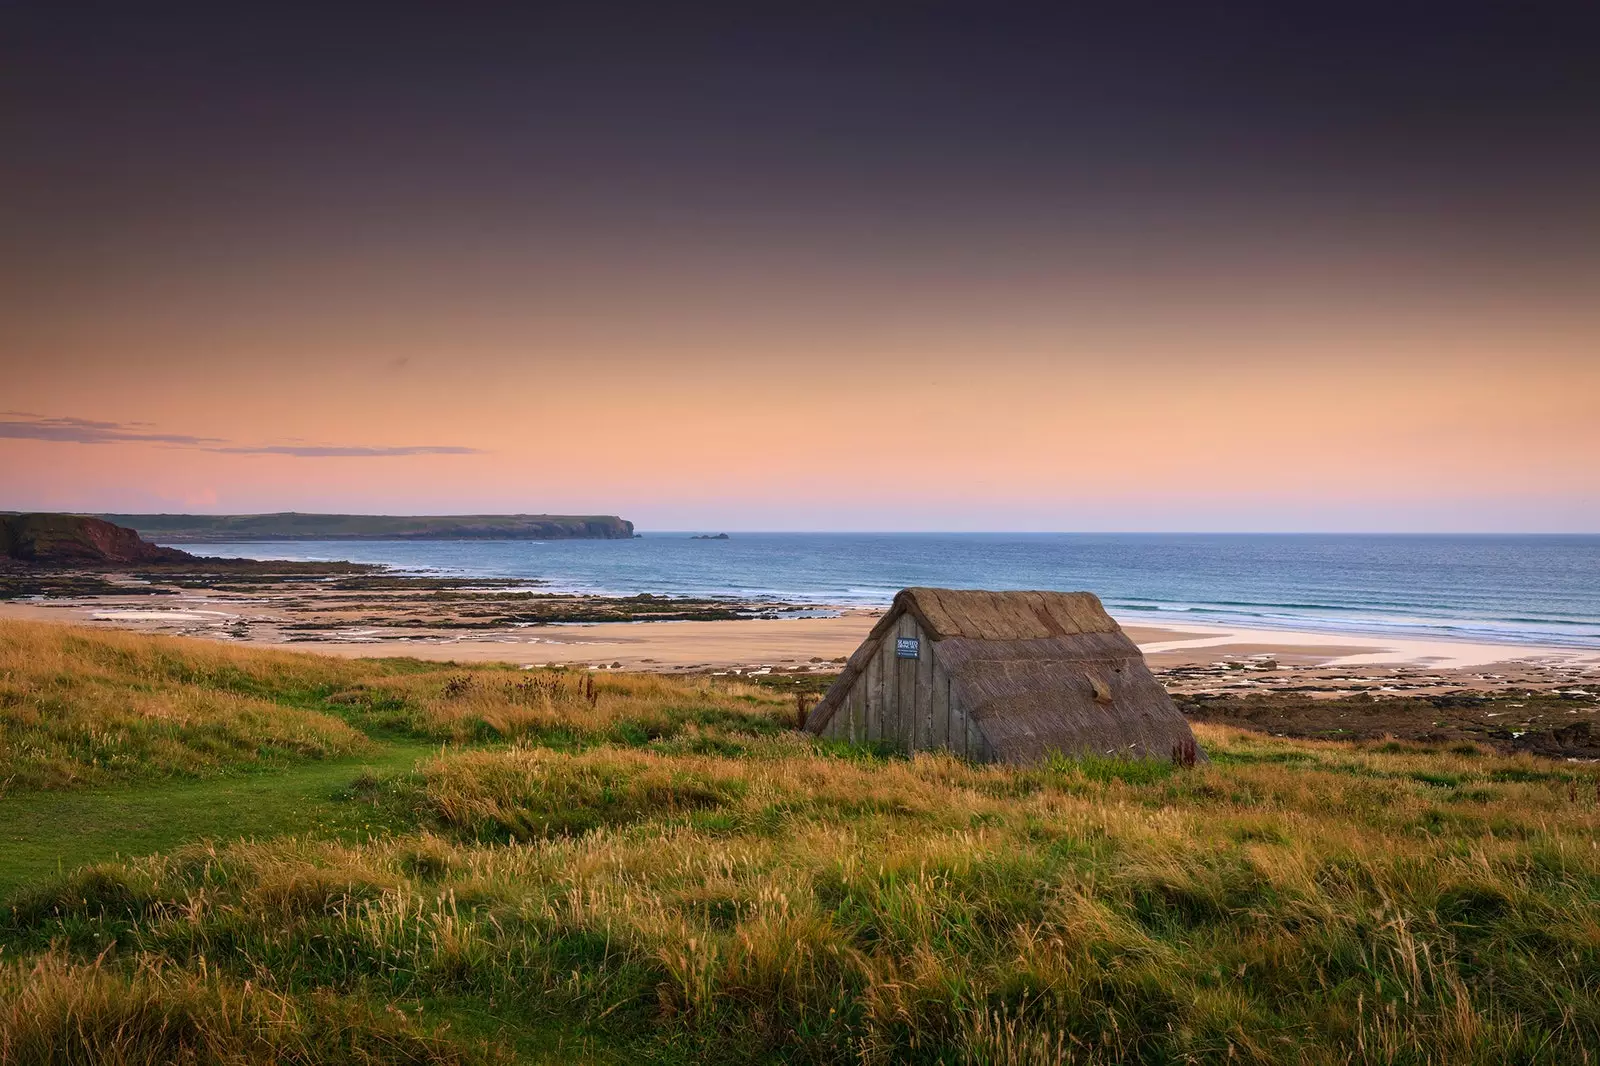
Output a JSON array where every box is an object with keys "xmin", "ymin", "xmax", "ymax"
[
  {"xmin": 0, "ymin": 620, "xmax": 371, "ymax": 791},
  {"xmin": 3, "ymin": 620, "xmax": 1600, "ymax": 1063},
  {"xmin": 0, "ymin": 952, "xmax": 498, "ymax": 1065},
  {"xmin": 0, "ymin": 740, "xmax": 437, "ymax": 899},
  {"xmin": 0, "ymin": 620, "xmax": 792, "ymax": 793}
]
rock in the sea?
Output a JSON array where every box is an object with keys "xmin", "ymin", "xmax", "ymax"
[{"xmin": 0, "ymin": 513, "xmax": 195, "ymax": 565}]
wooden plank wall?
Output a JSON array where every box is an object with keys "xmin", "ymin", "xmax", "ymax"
[
  {"xmin": 866, "ymin": 640, "xmax": 882, "ymax": 743},
  {"xmin": 820, "ymin": 613, "xmax": 992, "ymax": 762},
  {"xmin": 894, "ymin": 613, "xmax": 917, "ymax": 753},
  {"xmin": 914, "ymin": 622, "xmax": 934, "ymax": 751}
]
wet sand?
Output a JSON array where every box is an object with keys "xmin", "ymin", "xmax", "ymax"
[{"xmin": 1134, "ymin": 622, "xmax": 1596, "ymax": 670}]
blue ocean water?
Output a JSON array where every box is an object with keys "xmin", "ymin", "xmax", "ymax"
[{"xmin": 175, "ymin": 533, "xmax": 1600, "ymax": 650}]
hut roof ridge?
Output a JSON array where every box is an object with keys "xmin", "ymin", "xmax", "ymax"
[{"xmin": 896, "ymin": 587, "xmax": 1119, "ymax": 641}]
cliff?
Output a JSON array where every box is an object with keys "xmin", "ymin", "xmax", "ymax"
[
  {"xmin": 94, "ymin": 512, "xmax": 637, "ymax": 542},
  {"xmin": 1, "ymin": 514, "xmax": 195, "ymax": 565}
]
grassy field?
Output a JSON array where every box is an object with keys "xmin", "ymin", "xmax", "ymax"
[{"xmin": 1, "ymin": 621, "xmax": 1598, "ymax": 1063}]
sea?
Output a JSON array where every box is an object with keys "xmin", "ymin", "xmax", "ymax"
[{"xmin": 166, "ymin": 533, "xmax": 1600, "ymax": 651}]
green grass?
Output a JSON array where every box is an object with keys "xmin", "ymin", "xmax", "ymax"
[
  {"xmin": 0, "ymin": 740, "xmax": 438, "ymax": 898},
  {"xmin": 3, "ymin": 620, "xmax": 1600, "ymax": 1064}
]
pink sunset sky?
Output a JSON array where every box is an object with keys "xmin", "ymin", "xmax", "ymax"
[{"xmin": 4, "ymin": 7, "xmax": 1597, "ymax": 531}]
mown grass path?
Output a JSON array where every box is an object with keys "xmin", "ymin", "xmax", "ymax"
[{"xmin": 0, "ymin": 740, "xmax": 436, "ymax": 898}]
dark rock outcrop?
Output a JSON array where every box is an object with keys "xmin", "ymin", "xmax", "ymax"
[{"xmin": 0, "ymin": 513, "xmax": 194, "ymax": 565}]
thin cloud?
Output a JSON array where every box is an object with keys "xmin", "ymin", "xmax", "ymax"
[
  {"xmin": 211, "ymin": 444, "xmax": 483, "ymax": 457},
  {"xmin": 0, "ymin": 414, "xmax": 221, "ymax": 446},
  {"xmin": 0, "ymin": 413, "xmax": 482, "ymax": 457}
]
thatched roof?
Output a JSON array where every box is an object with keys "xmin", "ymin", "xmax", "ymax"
[
  {"xmin": 806, "ymin": 588, "xmax": 1204, "ymax": 764},
  {"xmin": 894, "ymin": 587, "xmax": 1121, "ymax": 641}
]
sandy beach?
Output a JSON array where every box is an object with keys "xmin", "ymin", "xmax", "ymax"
[{"xmin": 5, "ymin": 591, "xmax": 1597, "ymax": 699}]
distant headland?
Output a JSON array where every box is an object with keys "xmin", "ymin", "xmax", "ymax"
[{"xmin": 88, "ymin": 512, "xmax": 637, "ymax": 542}]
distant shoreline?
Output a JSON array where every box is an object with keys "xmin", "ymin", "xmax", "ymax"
[{"xmin": 83, "ymin": 512, "xmax": 637, "ymax": 542}]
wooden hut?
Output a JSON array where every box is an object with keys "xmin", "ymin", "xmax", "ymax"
[{"xmin": 804, "ymin": 588, "xmax": 1204, "ymax": 764}]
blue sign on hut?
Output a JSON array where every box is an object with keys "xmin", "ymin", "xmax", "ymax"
[{"xmin": 803, "ymin": 588, "xmax": 1204, "ymax": 764}]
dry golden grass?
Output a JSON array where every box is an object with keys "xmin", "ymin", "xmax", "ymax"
[
  {"xmin": 0, "ymin": 621, "xmax": 371, "ymax": 790},
  {"xmin": 391, "ymin": 667, "xmax": 790, "ymax": 746},
  {"xmin": 9, "ymin": 722, "xmax": 1600, "ymax": 1062},
  {"xmin": 0, "ymin": 951, "xmax": 495, "ymax": 1065},
  {"xmin": 4, "ymin": 620, "xmax": 1600, "ymax": 1063}
]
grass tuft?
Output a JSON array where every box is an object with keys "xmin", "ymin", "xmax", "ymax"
[{"xmin": 0, "ymin": 951, "xmax": 495, "ymax": 1064}]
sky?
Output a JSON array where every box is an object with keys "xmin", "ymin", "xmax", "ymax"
[{"xmin": 3, "ymin": 3, "xmax": 1598, "ymax": 531}]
